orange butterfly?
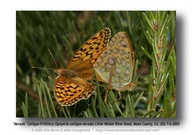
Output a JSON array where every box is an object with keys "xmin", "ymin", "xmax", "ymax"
[{"xmin": 54, "ymin": 28, "xmax": 111, "ymax": 106}]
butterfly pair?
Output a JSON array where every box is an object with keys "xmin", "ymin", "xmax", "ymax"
[{"xmin": 54, "ymin": 28, "xmax": 136, "ymax": 106}]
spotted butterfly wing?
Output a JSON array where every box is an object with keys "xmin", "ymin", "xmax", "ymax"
[{"xmin": 94, "ymin": 32, "xmax": 136, "ymax": 91}]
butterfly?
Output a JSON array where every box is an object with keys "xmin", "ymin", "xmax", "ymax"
[
  {"xmin": 54, "ymin": 28, "xmax": 111, "ymax": 106},
  {"xmin": 93, "ymin": 31, "xmax": 136, "ymax": 103}
]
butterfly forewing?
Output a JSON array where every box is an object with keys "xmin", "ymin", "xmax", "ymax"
[{"xmin": 66, "ymin": 28, "xmax": 111, "ymax": 79}]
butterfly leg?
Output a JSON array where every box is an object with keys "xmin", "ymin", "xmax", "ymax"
[
  {"xmin": 104, "ymin": 69, "xmax": 113, "ymax": 103},
  {"xmin": 117, "ymin": 91, "xmax": 122, "ymax": 100},
  {"xmin": 104, "ymin": 89, "xmax": 109, "ymax": 103}
]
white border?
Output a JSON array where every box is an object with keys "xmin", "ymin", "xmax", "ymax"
[{"xmin": 0, "ymin": 0, "xmax": 191, "ymax": 135}]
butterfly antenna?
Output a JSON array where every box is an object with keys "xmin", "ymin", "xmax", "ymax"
[
  {"xmin": 31, "ymin": 66, "xmax": 53, "ymax": 70},
  {"xmin": 48, "ymin": 48, "xmax": 59, "ymax": 68},
  {"xmin": 136, "ymin": 70, "xmax": 146, "ymax": 81}
]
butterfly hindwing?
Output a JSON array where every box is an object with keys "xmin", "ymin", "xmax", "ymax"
[
  {"xmin": 54, "ymin": 69, "xmax": 94, "ymax": 106},
  {"xmin": 94, "ymin": 32, "xmax": 136, "ymax": 91}
]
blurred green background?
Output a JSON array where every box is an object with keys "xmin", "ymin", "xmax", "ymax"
[{"xmin": 16, "ymin": 11, "xmax": 176, "ymax": 118}]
